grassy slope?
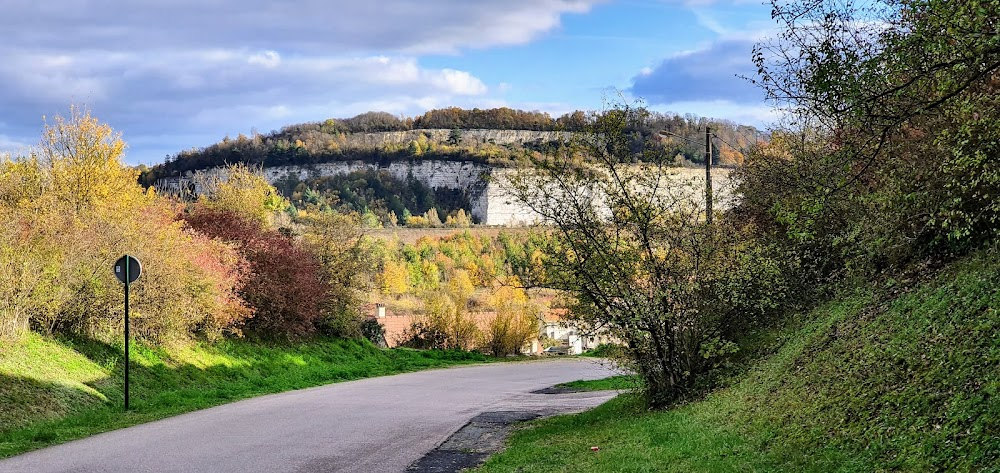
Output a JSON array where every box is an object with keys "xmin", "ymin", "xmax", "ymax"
[
  {"xmin": 0, "ymin": 335, "xmax": 484, "ymax": 457},
  {"xmin": 480, "ymin": 246, "xmax": 1000, "ymax": 471}
]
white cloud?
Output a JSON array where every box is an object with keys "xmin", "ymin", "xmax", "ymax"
[
  {"xmin": 429, "ymin": 69, "xmax": 488, "ymax": 95},
  {"xmin": 1, "ymin": 1, "xmax": 602, "ymax": 55},
  {"xmin": 0, "ymin": 0, "xmax": 602, "ymax": 164},
  {"xmin": 0, "ymin": 134, "xmax": 30, "ymax": 154},
  {"xmin": 692, "ymin": 8, "xmax": 729, "ymax": 35},
  {"xmin": 0, "ymin": 44, "xmax": 499, "ymax": 163},
  {"xmin": 248, "ymin": 51, "xmax": 282, "ymax": 69},
  {"xmin": 649, "ymin": 99, "xmax": 779, "ymax": 128}
]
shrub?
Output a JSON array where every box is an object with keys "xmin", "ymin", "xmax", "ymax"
[
  {"xmin": 399, "ymin": 290, "xmax": 479, "ymax": 350},
  {"xmin": 197, "ymin": 163, "xmax": 287, "ymax": 228},
  {"xmin": 0, "ymin": 108, "xmax": 250, "ymax": 343},
  {"xmin": 502, "ymin": 102, "xmax": 783, "ymax": 407},
  {"xmin": 480, "ymin": 285, "xmax": 538, "ymax": 357},
  {"xmin": 183, "ymin": 207, "xmax": 329, "ymax": 339},
  {"xmin": 296, "ymin": 211, "xmax": 373, "ymax": 338},
  {"xmin": 359, "ymin": 318, "xmax": 386, "ymax": 346}
]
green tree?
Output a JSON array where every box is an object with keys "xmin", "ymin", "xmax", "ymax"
[
  {"xmin": 504, "ymin": 102, "xmax": 768, "ymax": 407},
  {"xmin": 745, "ymin": 0, "xmax": 1000, "ymax": 275},
  {"xmin": 447, "ymin": 128, "xmax": 462, "ymax": 146},
  {"xmin": 298, "ymin": 211, "xmax": 373, "ymax": 337}
]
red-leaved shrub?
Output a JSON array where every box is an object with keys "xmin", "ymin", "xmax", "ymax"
[{"xmin": 183, "ymin": 206, "xmax": 330, "ymax": 338}]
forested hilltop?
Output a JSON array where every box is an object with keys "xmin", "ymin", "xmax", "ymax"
[{"xmin": 140, "ymin": 106, "xmax": 759, "ymax": 185}]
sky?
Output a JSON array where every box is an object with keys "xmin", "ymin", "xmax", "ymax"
[{"xmin": 1, "ymin": 0, "xmax": 777, "ymax": 165}]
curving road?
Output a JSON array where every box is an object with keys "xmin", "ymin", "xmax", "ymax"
[{"xmin": 0, "ymin": 358, "xmax": 619, "ymax": 473}]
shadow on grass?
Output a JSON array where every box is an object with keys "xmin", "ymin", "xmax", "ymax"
[{"xmin": 0, "ymin": 373, "xmax": 108, "ymax": 435}]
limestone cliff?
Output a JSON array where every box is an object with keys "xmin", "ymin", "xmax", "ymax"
[{"xmin": 156, "ymin": 161, "xmax": 731, "ymax": 226}]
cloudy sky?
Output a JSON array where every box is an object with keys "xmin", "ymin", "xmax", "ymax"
[{"xmin": 2, "ymin": 0, "xmax": 776, "ymax": 165}]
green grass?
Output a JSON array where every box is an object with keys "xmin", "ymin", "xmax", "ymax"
[
  {"xmin": 0, "ymin": 335, "xmax": 485, "ymax": 458},
  {"xmin": 556, "ymin": 375, "xmax": 639, "ymax": 392},
  {"xmin": 580, "ymin": 343, "xmax": 623, "ymax": 358},
  {"xmin": 480, "ymin": 246, "xmax": 1000, "ymax": 471}
]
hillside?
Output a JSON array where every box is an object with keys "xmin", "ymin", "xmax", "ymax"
[
  {"xmin": 140, "ymin": 106, "xmax": 759, "ymax": 185},
  {"xmin": 141, "ymin": 106, "xmax": 751, "ymax": 228},
  {"xmin": 479, "ymin": 245, "xmax": 1000, "ymax": 471}
]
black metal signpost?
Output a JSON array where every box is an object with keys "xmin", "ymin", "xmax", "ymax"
[{"xmin": 114, "ymin": 255, "xmax": 141, "ymax": 410}]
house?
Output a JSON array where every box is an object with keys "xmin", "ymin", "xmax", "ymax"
[{"xmin": 540, "ymin": 309, "xmax": 618, "ymax": 355}]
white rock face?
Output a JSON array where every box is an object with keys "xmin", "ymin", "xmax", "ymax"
[
  {"xmin": 481, "ymin": 166, "xmax": 734, "ymax": 226},
  {"xmin": 261, "ymin": 160, "xmax": 491, "ymax": 191},
  {"xmin": 157, "ymin": 160, "xmax": 498, "ymax": 222},
  {"xmin": 156, "ymin": 161, "xmax": 731, "ymax": 226}
]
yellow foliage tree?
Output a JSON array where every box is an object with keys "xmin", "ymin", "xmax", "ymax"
[
  {"xmin": 421, "ymin": 260, "xmax": 440, "ymax": 289},
  {"xmin": 718, "ymin": 145, "xmax": 745, "ymax": 165},
  {"xmin": 37, "ymin": 106, "xmax": 152, "ymax": 214},
  {"xmin": 0, "ymin": 155, "xmax": 43, "ymax": 207},
  {"xmin": 200, "ymin": 163, "xmax": 287, "ymax": 227},
  {"xmin": 380, "ymin": 260, "xmax": 410, "ymax": 297},
  {"xmin": 481, "ymin": 283, "xmax": 539, "ymax": 356},
  {"xmin": 0, "ymin": 106, "xmax": 250, "ymax": 342},
  {"xmin": 413, "ymin": 290, "xmax": 479, "ymax": 350},
  {"xmin": 447, "ymin": 269, "xmax": 475, "ymax": 307}
]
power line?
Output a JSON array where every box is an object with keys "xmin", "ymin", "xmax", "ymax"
[
  {"xmin": 656, "ymin": 130, "xmax": 703, "ymax": 147},
  {"xmin": 711, "ymin": 133, "xmax": 745, "ymax": 153},
  {"xmin": 662, "ymin": 129, "xmax": 751, "ymax": 154}
]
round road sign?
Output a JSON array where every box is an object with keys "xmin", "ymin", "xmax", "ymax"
[{"xmin": 114, "ymin": 255, "xmax": 142, "ymax": 284}]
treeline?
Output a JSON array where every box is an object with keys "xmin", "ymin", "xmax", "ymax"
[
  {"xmin": 325, "ymin": 108, "xmax": 577, "ymax": 133},
  {"xmin": 143, "ymin": 141, "xmax": 495, "ymax": 185},
  {"xmin": 372, "ymin": 230, "xmax": 549, "ymax": 356},
  {"xmin": 275, "ymin": 171, "xmax": 474, "ymax": 228},
  {"xmin": 375, "ymin": 231, "xmax": 545, "ymax": 297},
  {"xmin": 141, "ymin": 107, "xmax": 760, "ymax": 185}
]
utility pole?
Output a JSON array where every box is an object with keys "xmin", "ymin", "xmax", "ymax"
[{"xmin": 705, "ymin": 127, "xmax": 713, "ymax": 225}]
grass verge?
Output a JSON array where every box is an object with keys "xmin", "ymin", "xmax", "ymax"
[
  {"xmin": 479, "ymin": 245, "xmax": 1000, "ymax": 471},
  {"xmin": 0, "ymin": 335, "xmax": 485, "ymax": 458},
  {"xmin": 555, "ymin": 375, "xmax": 639, "ymax": 392}
]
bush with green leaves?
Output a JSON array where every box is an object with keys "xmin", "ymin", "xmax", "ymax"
[
  {"xmin": 504, "ymin": 102, "xmax": 787, "ymax": 407},
  {"xmin": 744, "ymin": 0, "xmax": 1000, "ymax": 281}
]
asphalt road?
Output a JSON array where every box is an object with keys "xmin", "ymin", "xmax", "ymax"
[{"xmin": 0, "ymin": 358, "xmax": 619, "ymax": 473}]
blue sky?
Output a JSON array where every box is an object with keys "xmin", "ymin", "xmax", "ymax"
[{"xmin": 0, "ymin": 0, "xmax": 776, "ymax": 165}]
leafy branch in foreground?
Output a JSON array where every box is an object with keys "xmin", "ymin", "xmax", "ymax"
[{"xmin": 503, "ymin": 102, "xmax": 785, "ymax": 407}]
